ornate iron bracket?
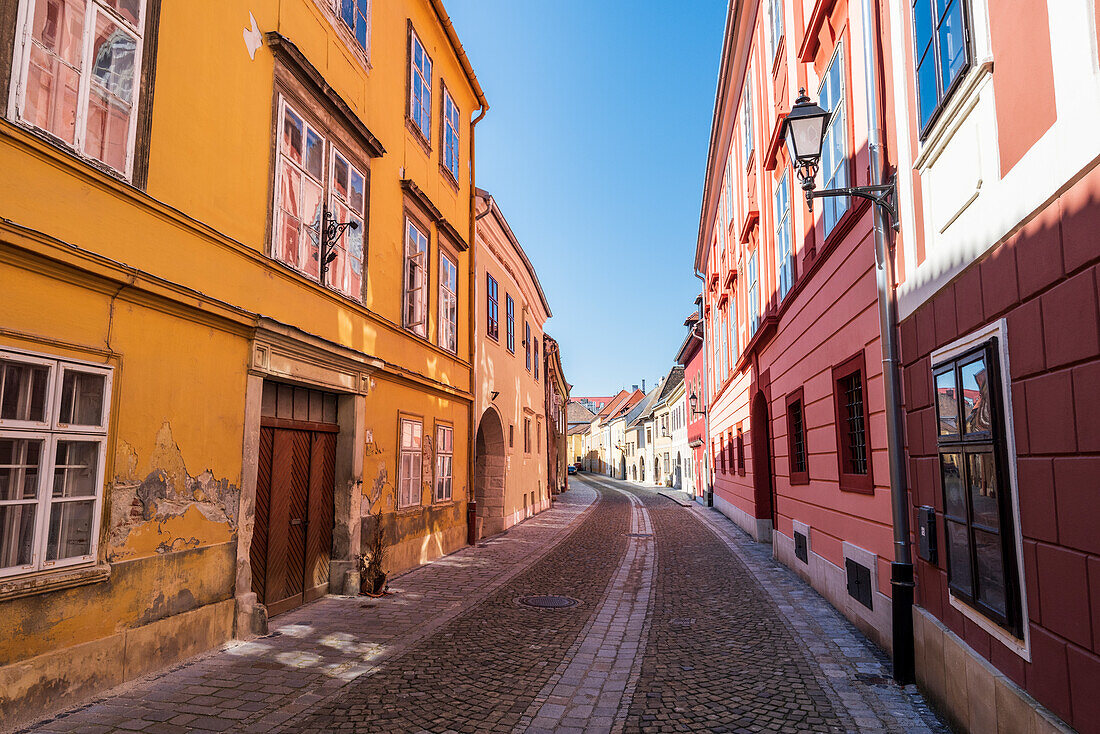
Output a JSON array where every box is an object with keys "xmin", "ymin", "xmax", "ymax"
[
  {"xmin": 319, "ymin": 209, "xmax": 359, "ymax": 285},
  {"xmin": 805, "ymin": 175, "xmax": 899, "ymax": 231}
]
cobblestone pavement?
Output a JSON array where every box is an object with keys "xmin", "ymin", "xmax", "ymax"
[{"xmin": 19, "ymin": 475, "xmax": 949, "ymax": 733}]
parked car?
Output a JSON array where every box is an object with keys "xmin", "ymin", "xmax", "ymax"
[{"xmin": 567, "ymin": 464, "xmax": 577, "ymax": 475}]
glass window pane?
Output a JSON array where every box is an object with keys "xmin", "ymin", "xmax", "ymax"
[
  {"xmin": 938, "ymin": 0, "xmax": 967, "ymax": 91},
  {"xmin": 301, "ymin": 177, "xmax": 323, "ymax": 279},
  {"xmin": 340, "ymin": 0, "xmax": 355, "ymax": 30},
  {"xmin": 349, "ymin": 169, "xmax": 365, "ymax": 213},
  {"xmin": 0, "ymin": 437, "xmax": 44, "ymax": 500},
  {"xmin": 912, "ymin": 0, "xmax": 934, "ymax": 60},
  {"xmin": 53, "ymin": 440, "xmax": 100, "ymax": 498},
  {"xmin": 0, "ymin": 504, "xmax": 37, "ymax": 568},
  {"xmin": 935, "ymin": 369, "xmax": 958, "ymax": 438},
  {"xmin": 974, "ymin": 528, "xmax": 1007, "ymax": 615},
  {"xmin": 58, "ymin": 370, "xmax": 105, "ymax": 426},
  {"xmin": 332, "ymin": 151, "xmax": 349, "ymax": 199},
  {"xmin": 968, "ymin": 452, "xmax": 1000, "ymax": 529},
  {"xmin": 32, "ymin": 0, "xmax": 86, "ymax": 67},
  {"xmin": 105, "ymin": 0, "xmax": 142, "ymax": 27},
  {"xmin": 940, "ymin": 452, "xmax": 965, "ymax": 519},
  {"xmin": 46, "ymin": 499, "xmax": 95, "ymax": 560},
  {"xmin": 25, "ymin": 42, "xmax": 81, "ymax": 145},
  {"xmin": 945, "ymin": 519, "xmax": 973, "ymax": 595},
  {"xmin": 84, "ymin": 81, "xmax": 130, "ymax": 171},
  {"xmin": 1, "ymin": 360, "xmax": 50, "ymax": 423},
  {"xmin": 916, "ymin": 55, "xmax": 939, "ymax": 129},
  {"xmin": 960, "ymin": 356, "xmax": 991, "ymax": 434},
  {"xmin": 305, "ymin": 129, "xmax": 324, "ymax": 181},
  {"xmin": 90, "ymin": 15, "xmax": 136, "ymax": 104},
  {"xmin": 282, "ymin": 107, "xmax": 304, "ymax": 164}
]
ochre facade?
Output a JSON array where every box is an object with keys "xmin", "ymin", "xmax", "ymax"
[{"xmin": 0, "ymin": 0, "xmax": 484, "ymax": 725}]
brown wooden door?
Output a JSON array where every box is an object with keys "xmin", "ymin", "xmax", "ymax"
[{"xmin": 251, "ymin": 422, "xmax": 337, "ymax": 617}]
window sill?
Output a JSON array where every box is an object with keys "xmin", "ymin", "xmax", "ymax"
[
  {"xmin": 948, "ymin": 592, "xmax": 1030, "ymax": 661},
  {"xmin": 837, "ymin": 477, "xmax": 874, "ymax": 495},
  {"xmin": 406, "ymin": 117, "xmax": 432, "ymax": 155},
  {"xmin": 0, "ymin": 563, "xmax": 110, "ymax": 602},
  {"xmin": 5, "ymin": 118, "xmax": 133, "ymax": 186},
  {"xmin": 913, "ymin": 60, "xmax": 993, "ymax": 171}
]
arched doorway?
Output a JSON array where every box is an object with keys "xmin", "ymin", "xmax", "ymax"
[
  {"xmin": 619, "ymin": 456, "xmax": 626, "ymax": 479},
  {"xmin": 474, "ymin": 409, "xmax": 506, "ymax": 539},
  {"xmin": 639, "ymin": 460, "xmax": 645, "ymax": 482},
  {"xmin": 653, "ymin": 457, "xmax": 660, "ymax": 485},
  {"xmin": 750, "ymin": 390, "xmax": 776, "ymax": 539},
  {"xmin": 675, "ymin": 452, "xmax": 682, "ymax": 489}
]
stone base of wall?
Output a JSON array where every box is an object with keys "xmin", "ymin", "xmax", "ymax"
[
  {"xmin": 773, "ymin": 530, "xmax": 892, "ymax": 654},
  {"xmin": 386, "ymin": 523, "xmax": 467, "ymax": 576},
  {"xmin": 713, "ymin": 494, "xmax": 772, "ymax": 542},
  {"xmin": 0, "ymin": 598, "xmax": 234, "ymax": 732},
  {"xmin": 913, "ymin": 607, "xmax": 1074, "ymax": 734}
]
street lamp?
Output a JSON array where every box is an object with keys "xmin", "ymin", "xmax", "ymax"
[
  {"xmin": 689, "ymin": 391, "xmax": 706, "ymax": 417},
  {"xmin": 781, "ymin": 88, "xmax": 898, "ymax": 229}
]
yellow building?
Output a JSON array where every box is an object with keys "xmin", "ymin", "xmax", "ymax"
[
  {"xmin": 0, "ymin": 0, "xmax": 485, "ymax": 724},
  {"xmin": 471, "ymin": 189, "xmax": 551, "ymax": 537}
]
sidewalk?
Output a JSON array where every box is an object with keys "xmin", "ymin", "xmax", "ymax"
[{"xmin": 15, "ymin": 487, "xmax": 597, "ymax": 734}]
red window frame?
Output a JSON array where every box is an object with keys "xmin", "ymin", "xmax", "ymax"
[
  {"xmin": 736, "ymin": 423, "xmax": 746, "ymax": 475},
  {"xmin": 831, "ymin": 352, "xmax": 873, "ymax": 494}
]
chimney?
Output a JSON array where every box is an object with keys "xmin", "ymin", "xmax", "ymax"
[
  {"xmin": 642, "ymin": 379, "xmax": 646, "ymax": 393},
  {"xmin": 632, "ymin": 384, "xmax": 638, "ymax": 392}
]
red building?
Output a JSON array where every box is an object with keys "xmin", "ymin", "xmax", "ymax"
[{"xmin": 697, "ymin": 1, "xmax": 1100, "ymax": 731}]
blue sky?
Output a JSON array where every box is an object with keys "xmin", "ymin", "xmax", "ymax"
[{"xmin": 447, "ymin": 0, "xmax": 727, "ymax": 396}]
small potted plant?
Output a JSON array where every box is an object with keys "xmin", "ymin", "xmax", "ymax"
[{"xmin": 359, "ymin": 519, "xmax": 388, "ymax": 597}]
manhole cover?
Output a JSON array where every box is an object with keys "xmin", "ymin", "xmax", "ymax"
[
  {"xmin": 515, "ymin": 595, "xmax": 582, "ymax": 609},
  {"xmin": 626, "ymin": 533, "xmax": 653, "ymax": 538}
]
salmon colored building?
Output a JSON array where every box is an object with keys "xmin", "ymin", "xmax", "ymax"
[{"xmin": 698, "ymin": 0, "xmax": 1100, "ymax": 731}]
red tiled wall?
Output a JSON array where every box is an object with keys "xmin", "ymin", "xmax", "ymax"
[{"xmin": 900, "ymin": 163, "xmax": 1100, "ymax": 733}]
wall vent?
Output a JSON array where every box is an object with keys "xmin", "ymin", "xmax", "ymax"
[
  {"xmin": 845, "ymin": 558, "xmax": 874, "ymax": 610},
  {"xmin": 794, "ymin": 531, "xmax": 808, "ymax": 564}
]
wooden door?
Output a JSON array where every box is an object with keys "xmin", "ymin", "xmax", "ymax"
[{"xmin": 251, "ymin": 422, "xmax": 337, "ymax": 617}]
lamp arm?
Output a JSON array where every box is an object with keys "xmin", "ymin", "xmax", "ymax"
[{"xmin": 807, "ymin": 176, "xmax": 898, "ymax": 231}]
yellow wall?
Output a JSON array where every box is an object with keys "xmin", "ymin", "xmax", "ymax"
[{"xmin": 0, "ymin": 0, "xmax": 483, "ymax": 724}]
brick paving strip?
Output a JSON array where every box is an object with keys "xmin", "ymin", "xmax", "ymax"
[
  {"xmin": 15, "ymin": 485, "xmax": 600, "ymax": 734},
  {"xmin": 516, "ymin": 477, "xmax": 656, "ymax": 734}
]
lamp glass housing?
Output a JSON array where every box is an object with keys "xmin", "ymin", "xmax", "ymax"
[{"xmin": 689, "ymin": 391, "xmax": 698, "ymax": 413}]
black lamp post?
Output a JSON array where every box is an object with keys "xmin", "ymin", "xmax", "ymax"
[
  {"xmin": 781, "ymin": 88, "xmax": 898, "ymax": 229},
  {"xmin": 689, "ymin": 391, "xmax": 706, "ymax": 417}
]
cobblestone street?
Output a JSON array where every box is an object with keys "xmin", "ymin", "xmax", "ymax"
[{"xmin": 18, "ymin": 477, "xmax": 947, "ymax": 734}]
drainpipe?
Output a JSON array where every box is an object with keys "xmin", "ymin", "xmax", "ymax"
[
  {"xmin": 861, "ymin": 0, "xmax": 914, "ymax": 684},
  {"xmin": 693, "ymin": 269, "xmax": 714, "ymax": 508},
  {"xmin": 467, "ymin": 102, "xmax": 488, "ymax": 545}
]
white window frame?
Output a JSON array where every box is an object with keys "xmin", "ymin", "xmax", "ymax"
[
  {"xmin": 932, "ymin": 320, "xmax": 1031, "ymax": 661},
  {"xmin": 408, "ymin": 27, "xmax": 431, "ymax": 138},
  {"xmin": 768, "ymin": 0, "xmax": 785, "ymax": 61},
  {"xmin": 326, "ymin": 0, "xmax": 371, "ymax": 59},
  {"xmin": 747, "ymin": 247, "xmax": 759, "ymax": 334},
  {"xmin": 9, "ymin": 0, "xmax": 148, "ymax": 178},
  {"xmin": 438, "ymin": 251, "xmax": 457, "ymax": 353},
  {"xmin": 775, "ymin": 171, "xmax": 793, "ymax": 300},
  {"xmin": 326, "ymin": 146, "xmax": 367, "ymax": 300},
  {"xmin": 818, "ymin": 42, "xmax": 849, "ymax": 239},
  {"xmin": 741, "ymin": 74, "xmax": 755, "ymax": 166},
  {"xmin": 398, "ymin": 417, "xmax": 422, "ymax": 509},
  {"xmin": 434, "ymin": 424, "xmax": 452, "ymax": 502},
  {"xmin": 0, "ymin": 348, "xmax": 111, "ymax": 579},
  {"xmin": 403, "ymin": 217, "xmax": 428, "ymax": 337},
  {"xmin": 442, "ymin": 87, "xmax": 459, "ymax": 180}
]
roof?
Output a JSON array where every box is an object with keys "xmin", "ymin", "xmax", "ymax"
[
  {"xmin": 630, "ymin": 384, "xmax": 666, "ymax": 426},
  {"xmin": 676, "ymin": 322, "xmax": 704, "ymax": 365},
  {"xmin": 567, "ymin": 424, "xmax": 590, "ymax": 436},
  {"xmin": 656, "ymin": 366, "xmax": 685, "ymax": 405},
  {"xmin": 608, "ymin": 390, "xmax": 645, "ymax": 422},
  {"xmin": 567, "ymin": 402, "xmax": 597, "ymax": 424},
  {"xmin": 429, "ymin": 0, "xmax": 488, "ymax": 113},
  {"xmin": 597, "ymin": 390, "xmax": 630, "ymax": 419}
]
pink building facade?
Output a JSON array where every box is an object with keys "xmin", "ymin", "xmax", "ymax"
[
  {"xmin": 697, "ymin": 0, "xmax": 1100, "ymax": 731},
  {"xmin": 677, "ymin": 309, "xmax": 707, "ymax": 503}
]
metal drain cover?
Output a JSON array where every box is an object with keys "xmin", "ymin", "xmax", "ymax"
[
  {"xmin": 516, "ymin": 595, "xmax": 582, "ymax": 609},
  {"xmin": 626, "ymin": 533, "xmax": 653, "ymax": 538}
]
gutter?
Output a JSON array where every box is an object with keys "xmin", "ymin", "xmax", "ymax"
[
  {"xmin": 861, "ymin": 0, "xmax": 913, "ymax": 684},
  {"xmin": 428, "ymin": 0, "xmax": 488, "ymax": 111},
  {"xmin": 466, "ymin": 93, "xmax": 488, "ymax": 545}
]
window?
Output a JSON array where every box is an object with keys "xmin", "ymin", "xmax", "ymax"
[
  {"xmin": 736, "ymin": 424, "xmax": 745, "ymax": 474},
  {"xmin": 273, "ymin": 100, "xmax": 367, "ymax": 298},
  {"xmin": 934, "ymin": 339, "xmax": 1021, "ymax": 634},
  {"xmin": 775, "ymin": 172, "xmax": 793, "ymax": 300},
  {"xmin": 438, "ymin": 253, "xmax": 457, "ymax": 353},
  {"xmin": 509, "ymin": 424, "xmax": 514, "ymax": 448},
  {"xmin": 486, "ymin": 274, "xmax": 499, "ymax": 340},
  {"xmin": 408, "ymin": 27, "xmax": 431, "ymax": 138},
  {"xmin": 818, "ymin": 45, "xmax": 848, "ymax": 238},
  {"xmin": 524, "ymin": 418, "xmax": 531, "ymax": 453},
  {"xmin": 0, "ymin": 350, "xmax": 111, "ymax": 578},
  {"xmin": 741, "ymin": 77, "xmax": 755, "ymax": 166},
  {"xmin": 403, "ymin": 218, "xmax": 428, "ymax": 337},
  {"xmin": 911, "ymin": 0, "xmax": 970, "ymax": 134},
  {"xmin": 525, "ymin": 322, "xmax": 531, "ymax": 371},
  {"xmin": 11, "ymin": 0, "xmax": 147, "ymax": 175},
  {"xmin": 398, "ymin": 417, "xmax": 422, "ymax": 508},
  {"xmin": 719, "ymin": 436, "xmax": 726, "ymax": 473},
  {"xmin": 335, "ymin": 0, "xmax": 369, "ymax": 52},
  {"xmin": 506, "ymin": 295, "xmax": 515, "ymax": 353},
  {"xmin": 434, "ymin": 424, "xmax": 452, "ymax": 502},
  {"xmin": 832, "ymin": 353, "xmax": 872, "ymax": 493},
  {"xmin": 537, "ymin": 421, "xmax": 541, "ymax": 450},
  {"xmin": 442, "ymin": 88, "xmax": 459, "ymax": 180},
  {"xmin": 533, "ymin": 337, "xmax": 539, "ymax": 381},
  {"xmin": 747, "ymin": 247, "xmax": 759, "ymax": 335},
  {"xmin": 768, "ymin": 0, "xmax": 785, "ymax": 60},
  {"xmin": 786, "ymin": 389, "xmax": 808, "ymax": 484}
]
